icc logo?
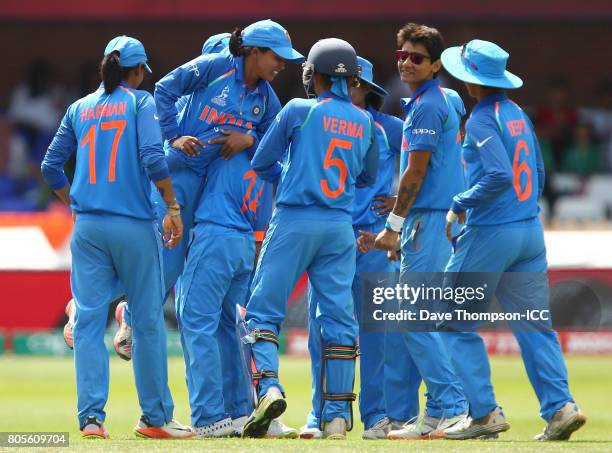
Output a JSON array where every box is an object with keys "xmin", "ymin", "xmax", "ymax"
[{"xmin": 211, "ymin": 86, "xmax": 230, "ymax": 107}]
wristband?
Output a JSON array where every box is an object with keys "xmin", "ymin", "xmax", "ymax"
[
  {"xmin": 166, "ymin": 199, "xmax": 181, "ymax": 217},
  {"xmin": 385, "ymin": 212, "xmax": 405, "ymax": 232}
]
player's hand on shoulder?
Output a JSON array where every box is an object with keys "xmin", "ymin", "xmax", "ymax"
[{"xmin": 172, "ymin": 135, "xmax": 205, "ymax": 156}]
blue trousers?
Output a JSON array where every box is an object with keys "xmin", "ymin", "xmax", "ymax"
[
  {"xmin": 246, "ymin": 207, "xmax": 358, "ymax": 424},
  {"xmin": 443, "ymin": 217, "xmax": 573, "ymax": 421},
  {"xmin": 386, "ymin": 210, "xmax": 467, "ymax": 419},
  {"xmin": 70, "ymin": 214, "xmax": 173, "ymax": 428},
  {"xmin": 151, "ymin": 166, "xmax": 204, "ymax": 294},
  {"xmin": 306, "ymin": 219, "xmax": 390, "ymax": 429},
  {"xmin": 176, "ymin": 223, "xmax": 253, "ymax": 427},
  {"xmin": 123, "ymin": 166, "xmax": 203, "ymax": 322}
]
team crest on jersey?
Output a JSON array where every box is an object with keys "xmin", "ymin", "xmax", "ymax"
[
  {"xmin": 211, "ymin": 85, "xmax": 230, "ymax": 107},
  {"xmin": 252, "ymin": 105, "xmax": 261, "ymax": 117}
]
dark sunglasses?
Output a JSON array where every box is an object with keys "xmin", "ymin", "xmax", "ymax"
[{"xmin": 396, "ymin": 50, "xmax": 430, "ymax": 65}]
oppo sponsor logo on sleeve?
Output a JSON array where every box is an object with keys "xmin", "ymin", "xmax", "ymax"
[{"xmin": 412, "ymin": 128, "xmax": 436, "ymax": 135}]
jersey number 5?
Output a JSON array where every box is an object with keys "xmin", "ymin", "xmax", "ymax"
[
  {"xmin": 81, "ymin": 120, "xmax": 127, "ymax": 184},
  {"xmin": 512, "ymin": 139, "xmax": 532, "ymax": 202},
  {"xmin": 321, "ymin": 138, "xmax": 352, "ymax": 199}
]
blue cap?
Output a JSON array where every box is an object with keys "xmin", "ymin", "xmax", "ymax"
[
  {"xmin": 104, "ymin": 36, "xmax": 152, "ymax": 74},
  {"xmin": 241, "ymin": 19, "xmax": 304, "ymax": 63},
  {"xmin": 441, "ymin": 39, "xmax": 522, "ymax": 89},
  {"xmin": 357, "ymin": 56, "xmax": 388, "ymax": 97},
  {"xmin": 202, "ymin": 33, "xmax": 231, "ymax": 55}
]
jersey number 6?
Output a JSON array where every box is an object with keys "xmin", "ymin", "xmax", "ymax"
[
  {"xmin": 321, "ymin": 138, "xmax": 352, "ymax": 199},
  {"xmin": 81, "ymin": 120, "xmax": 127, "ymax": 184},
  {"xmin": 512, "ymin": 139, "xmax": 532, "ymax": 202}
]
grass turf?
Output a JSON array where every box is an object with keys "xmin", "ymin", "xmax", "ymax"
[{"xmin": 0, "ymin": 355, "xmax": 611, "ymax": 451}]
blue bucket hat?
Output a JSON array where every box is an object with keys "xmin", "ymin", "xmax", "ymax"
[
  {"xmin": 241, "ymin": 19, "xmax": 304, "ymax": 63},
  {"xmin": 104, "ymin": 35, "xmax": 152, "ymax": 73},
  {"xmin": 441, "ymin": 39, "xmax": 522, "ymax": 89},
  {"xmin": 357, "ymin": 56, "xmax": 388, "ymax": 96},
  {"xmin": 202, "ymin": 33, "xmax": 230, "ymax": 55}
]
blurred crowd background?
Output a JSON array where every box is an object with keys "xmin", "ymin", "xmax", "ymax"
[{"xmin": 1, "ymin": 0, "xmax": 611, "ymax": 227}]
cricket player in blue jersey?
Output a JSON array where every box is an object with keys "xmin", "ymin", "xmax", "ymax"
[
  {"xmin": 300, "ymin": 56, "xmax": 403, "ymax": 440},
  {"xmin": 110, "ymin": 25, "xmax": 302, "ymax": 361},
  {"xmin": 40, "ymin": 36, "xmax": 193, "ymax": 440},
  {"xmin": 152, "ymin": 19, "xmax": 304, "ymax": 301},
  {"xmin": 109, "ymin": 32, "xmax": 234, "ymax": 361},
  {"xmin": 175, "ymin": 149, "xmax": 279, "ymax": 437},
  {"xmin": 369, "ymin": 23, "xmax": 469, "ymax": 439},
  {"xmin": 440, "ymin": 39, "xmax": 586, "ymax": 441},
  {"xmin": 241, "ymin": 38, "xmax": 379, "ymax": 440}
]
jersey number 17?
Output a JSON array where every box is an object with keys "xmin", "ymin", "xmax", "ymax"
[{"xmin": 81, "ymin": 120, "xmax": 127, "ymax": 184}]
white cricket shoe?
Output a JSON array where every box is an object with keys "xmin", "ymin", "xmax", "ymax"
[
  {"xmin": 299, "ymin": 424, "xmax": 323, "ymax": 439},
  {"xmin": 388, "ymin": 412, "xmax": 466, "ymax": 440},
  {"xmin": 113, "ymin": 300, "xmax": 132, "ymax": 361},
  {"xmin": 231, "ymin": 416, "xmax": 248, "ymax": 436},
  {"xmin": 193, "ymin": 417, "xmax": 234, "ymax": 438},
  {"xmin": 534, "ymin": 402, "xmax": 586, "ymax": 441},
  {"xmin": 363, "ymin": 416, "xmax": 392, "ymax": 440},
  {"xmin": 134, "ymin": 416, "xmax": 194, "ymax": 439},
  {"xmin": 444, "ymin": 406, "xmax": 510, "ymax": 440},
  {"xmin": 266, "ymin": 418, "xmax": 298, "ymax": 439},
  {"xmin": 390, "ymin": 419, "xmax": 407, "ymax": 431}
]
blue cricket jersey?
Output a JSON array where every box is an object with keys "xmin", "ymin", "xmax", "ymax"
[
  {"xmin": 352, "ymin": 107, "xmax": 403, "ymax": 227},
  {"xmin": 401, "ymin": 78, "xmax": 466, "ymax": 210},
  {"xmin": 252, "ymin": 91, "xmax": 379, "ymax": 217},
  {"xmin": 451, "ymin": 93, "xmax": 544, "ymax": 226},
  {"xmin": 41, "ymin": 82, "xmax": 168, "ymax": 220},
  {"xmin": 155, "ymin": 53, "xmax": 281, "ymax": 175},
  {"xmin": 195, "ymin": 151, "xmax": 272, "ymax": 238}
]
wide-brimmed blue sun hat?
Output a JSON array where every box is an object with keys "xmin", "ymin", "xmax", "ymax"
[
  {"xmin": 441, "ymin": 39, "xmax": 522, "ymax": 89},
  {"xmin": 357, "ymin": 56, "xmax": 388, "ymax": 96}
]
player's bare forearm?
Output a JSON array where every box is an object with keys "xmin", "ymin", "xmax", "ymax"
[
  {"xmin": 53, "ymin": 184, "xmax": 71, "ymax": 206},
  {"xmin": 392, "ymin": 150, "xmax": 431, "ymax": 217},
  {"xmin": 154, "ymin": 177, "xmax": 177, "ymax": 205}
]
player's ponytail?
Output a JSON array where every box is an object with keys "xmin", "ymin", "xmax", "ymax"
[
  {"xmin": 229, "ymin": 27, "xmax": 270, "ymax": 57},
  {"xmin": 229, "ymin": 27, "xmax": 244, "ymax": 56},
  {"xmin": 100, "ymin": 51, "xmax": 131, "ymax": 94}
]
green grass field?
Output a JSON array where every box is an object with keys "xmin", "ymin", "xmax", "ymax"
[{"xmin": 0, "ymin": 355, "xmax": 611, "ymax": 452}]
